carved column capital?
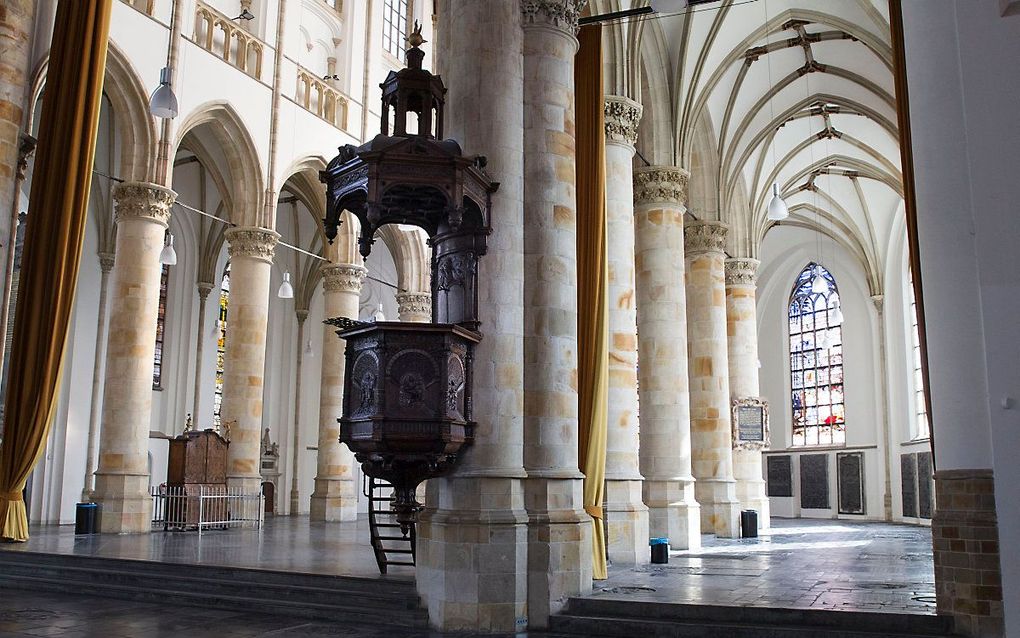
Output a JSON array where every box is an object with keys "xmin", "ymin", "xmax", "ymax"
[
  {"xmin": 113, "ymin": 181, "xmax": 176, "ymax": 228},
  {"xmin": 604, "ymin": 96, "xmax": 642, "ymax": 148},
  {"xmin": 871, "ymin": 294, "xmax": 884, "ymax": 313},
  {"xmin": 98, "ymin": 252, "xmax": 116, "ymax": 274},
  {"xmin": 296, "ymin": 308, "xmax": 309, "ymax": 323},
  {"xmin": 321, "ymin": 263, "xmax": 366, "ymax": 294},
  {"xmin": 684, "ymin": 220, "xmax": 728, "ymax": 256},
  {"xmin": 395, "ymin": 292, "xmax": 432, "ymax": 320},
  {"xmin": 633, "ymin": 166, "xmax": 689, "ymax": 206},
  {"xmin": 196, "ymin": 281, "xmax": 215, "ymax": 298},
  {"xmin": 725, "ymin": 258, "xmax": 760, "ymax": 287},
  {"xmin": 521, "ymin": 0, "xmax": 586, "ymax": 35},
  {"xmin": 225, "ymin": 226, "xmax": 280, "ymax": 263}
]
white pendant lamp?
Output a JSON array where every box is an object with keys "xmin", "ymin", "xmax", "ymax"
[
  {"xmin": 830, "ymin": 302, "xmax": 844, "ymax": 325},
  {"xmin": 159, "ymin": 233, "xmax": 178, "ymax": 265},
  {"xmin": 149, "ymin": 67, "xmax": 179, "ymax": 119},
  {"xmin": 810, "ymin": 266, "xmax": 828, "ymax": 294},
  {"xmin": 767, "ymin": 182, "xmax": 789, "ymax": 221},
  {"xmin": 277, "ymin": 272, "xmax": 294, "ymax": 299}
]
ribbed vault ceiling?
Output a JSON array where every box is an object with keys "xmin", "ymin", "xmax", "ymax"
[{"xmin": 603, "ymin": 0, "xmax": 900, "ymax": 291}]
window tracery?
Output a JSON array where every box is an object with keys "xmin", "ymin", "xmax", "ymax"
[
  {"xmin": 789, "ymin": 262, "xmax": 845, "ymax": 446},
  {"xmin": 213, "ymin": 262, "xmax": 230, "ymax": 426}
]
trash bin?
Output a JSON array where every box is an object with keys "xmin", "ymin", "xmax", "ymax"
[
  {"xmin": 75, "ymin": 502, "xmax": 98, "ymax": 535},
  {"xmin": 650, "ymin": 537, "xmax": 669, "ymax": 564},
  {"xmin": 740, "ymin": 509, "xmax": 758, "ymax": 538}
]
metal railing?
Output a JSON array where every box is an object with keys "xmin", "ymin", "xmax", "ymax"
[{"xmin": 151, "ymin": 485, "xmax": 264, "ymax": 534}]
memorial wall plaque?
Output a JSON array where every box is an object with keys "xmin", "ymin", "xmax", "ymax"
[
  {"xmin": 901, "ymin": 453, "xmax": 918, "ymax": 518},
  {"xmin": 917, "ymin": 451, "xmax": 934, "ymax": 519},
  {"xmin": 837, "ymin": 451, "xmax": 865, "ymax": 515},
  {"xmin": 800, "ymin": 453, "xmax": 829, "ymax": 509},
  {"xmin": 767, "ymin": 455, "xmax": 793, "ymax": 497},
  {"xmin": 732, "ymin": 397, "xmax": 770, "ymax": 451}
]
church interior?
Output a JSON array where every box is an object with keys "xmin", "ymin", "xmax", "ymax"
[{"xmin": 0, "ymin": 0, "xmax": 1017, "ymax": 636}]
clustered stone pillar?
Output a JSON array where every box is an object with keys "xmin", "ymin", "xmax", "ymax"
[
  {"xmin": 0, "ymin": 0, "xmax": 36, "ymax": 301},
  {"xmin": 725, "ymin": 257, "xmax": 769, "ymax": 529},
  {"xmin": 685, "ymin": 220, "xmax": 740, "ymax": 538},
  {"xmin": 417, "ymin": 1, "xmax": 529, "ymax": 632},
  {"xmin": 633, "ymin": 167, "xmax": 701, "ymax": 550},
  {"xmin": 310, "ymin": 263, "xmax": 364, "ymax": 521},
  {"xmin": 395, "ymin": 291, "xmax": 431, "ymax": 323},
  {"xmin": 521, "ymin": 0, "xmax": 592, "ymax": 626},
  {"xmin": 81, "ymin": 252, "xmax": 115, "ymax": 502},
  {"xmin": 93, "ymin": 182, "xmax": 175, "ymax": 533},
  {"xmin": 221, "ymin": 226, "xmax": 278, "ymax": 494},
  {"xmin": 602, "ymin": 95, "xmax": 648, "ymax": 564}
]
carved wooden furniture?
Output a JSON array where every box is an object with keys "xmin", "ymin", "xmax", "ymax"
[
  {"xmin": 166, "ymin": 429, "xmax": 229, "ymax": 526},
  {"xmin": 320, "ymin": 30, "xmax": 497, "ymax": 532}
]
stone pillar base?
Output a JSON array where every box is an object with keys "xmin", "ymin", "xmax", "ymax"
[
  {"xmin": 93, "ymin": 473, "xmax": 152, "ymax": 534},
  {"xmin": 604, "ymin": 478, "xmax": 650, "ymax": 564},
  {"xmin": 643, "ymin": 478, "xmax": 701, "ymax": 550},
  {"xmin": 695, "ymin": 477, "xmax": 740, "ymax": 538},
  {"xmin": 227, "ymin": 475, "xmax": 263, "ymax": 494},
  {"xmin": 733, "ymin": 449, "xmax": 770, "ymax": 529},
  {"xmin": 416, "ymin": 476, "xmax": 529, "ymax": 633},
  {"xmin": 309, "ymin": 477, "xmax": 357, "ymax": 522},
  {"xmin": 525, "ymin": 476, "xmax": 593, "ymax": 628},
  {"xmin": 933, "ymin": 469, "xmax": 1004, "ymax": 637}
]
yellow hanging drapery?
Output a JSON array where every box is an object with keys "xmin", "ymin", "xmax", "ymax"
[
  {"xmin": 574, "ymin": 23, "xmax": 609, "ymax": 580},
  {"xmin": 0, "ymin": 0, "xmax": 112, "ymax": 542}
]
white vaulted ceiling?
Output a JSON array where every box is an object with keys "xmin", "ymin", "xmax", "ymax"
[{"xmin": 609, "ymin": 0, "xmax": 900, "ymax": 292}]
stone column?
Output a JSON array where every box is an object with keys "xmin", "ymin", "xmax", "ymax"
[
  {"xmin": 191, "ymin": 281, "xmax": 214, "ymax": 422},
  {"xmin": 310, "ymin": 263, "xmax": 364, "ymax": 521},
  {"xmin": 81, "ymin": 252, "xmax": 115, "ymax": 502},
  {"xmin": 222, "ymin": 227, "xmax": 278, "ymax": 493},
  {"xmin": 417, "ymin": 1, "xmax": 530, "ymax": 632},
  {"xmin": 395, "ymin": 291, "xmax": 431, "ymax": 323},
  {"xmin": 725, "ymin": 257, "xmax": 769, "ymax": 529},
  {"xmin": 290, "ymin": 308, "xmax": 307, "ymax": 516},
  {"xmin": 93, "ymin": 182, "xmax": 175, "ymax": 533},
  {"xmin": 521, "ymin": 0, "xmax": 592, "ymax": 626},
  {"xmin": 633, "ymin": 167, "xmax": 701, "ymax": 550},
  {"xmin": 602, "ymin": 95, "xmax": 648, "ymax": 564},
  {"xmin": 0, "ymin": 0, "xmax": 36, "ymax": 303},
  {"xmin": 685, "ymin": 220, "xmax": 740, "ymax": 538}
]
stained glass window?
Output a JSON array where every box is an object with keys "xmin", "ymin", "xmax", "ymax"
[
  {"xmin": 909, "ymin": 273, "xmax": 929, "ymax": 439},
  {"xmin": 152, "ymin": 260, "xmax": 169, "ymax": 389},
  {"xmin": 382, "ymin": 0, "xmax": 410, "ymax": 58},
  {"xmin": 214, "ymin": 262, "xmax": 230, "ymax": 427},
  {"xmin": 789, "ymin": 263, "xmax": 845, "ymax": 446}
]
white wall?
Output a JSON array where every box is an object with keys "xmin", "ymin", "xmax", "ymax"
[
  {"xmin": 758, "ymin": 224, "xmax": 896, "ymax": 522},
  {"xmin": 901, "ymin": 3, "xmax": 1020, "ymax": 632}
]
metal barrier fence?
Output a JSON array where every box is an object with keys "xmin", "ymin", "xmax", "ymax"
[{"xmin": 151, "ymin": 485, "xmax": 264, "ymax": 533}]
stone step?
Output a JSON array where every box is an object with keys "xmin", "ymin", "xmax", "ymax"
[
  {"xmin": 549, "ymin": 599, "xmax": 956, "ymax": 638},
  {"xmin": 0, "ymin": 551, "xmax": 427, "ymax": 628},
  {"xmin": 548, "ymin": 614, "xmax": 955, "ymax": 638}
]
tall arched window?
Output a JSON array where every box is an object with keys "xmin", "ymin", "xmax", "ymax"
[
  {"xmin": 789, "ymin": 262, "xmax": 845, "ymax": 446},
  {"xmin": 382, "ymin": 0, "xmax": 410, "ymax": 57},
  {"xmin": 152, "ymin": 261, "xmax": 169, "ymax": 390},
  {"xmin": 213, "ymin": 262, "xmax": 230, "ymax": 427},
  {"xmin": 909, "ymin": 272, "xmax": 929, "ymax": 439}
]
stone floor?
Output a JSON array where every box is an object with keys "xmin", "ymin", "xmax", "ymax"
[
  {"xmin": 0, "ymin": 590, "xmax": 564, "ymax": 638},
  {"xmin": 0, "ymin": 515, "xmax": 414, "ymax": 580},
  {"xmin": 597, "ymin": 518, "xmax": 936, "ymax": 614}
]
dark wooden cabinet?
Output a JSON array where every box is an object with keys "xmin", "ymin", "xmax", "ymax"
[{"xmin": 165, "ymin": 430, "xmax": 229, "ymax": 526}]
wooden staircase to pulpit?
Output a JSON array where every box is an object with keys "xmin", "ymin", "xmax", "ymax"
[{"xmin": 364, "ymin": 476, "xmax": 415, "ymax": 574}]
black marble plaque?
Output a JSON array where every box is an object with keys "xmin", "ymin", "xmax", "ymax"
[
  {"xmin": 837, "ymin": 452, "xmax": 865, "ymax": 515},
  {"xmin": 901, "ymin": 453, "xmax": 918, "ymax": 518},
  {"xmin": 917, "ymin": 451, "xmax": 934, "ymax": 519},
  {"xmin": 799, "ymin": 454, "xmax": 829, "ymax": 509},
  {"xmin": 766, "ymin": 455, "xmax": 793, "ymax": 497}
]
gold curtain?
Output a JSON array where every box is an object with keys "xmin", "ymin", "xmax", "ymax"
[
  {"xmin": 574, "ymin": 24, "xmax": 609, "ymax": 580},
  {"xmin": 0, "ymin": 0, "xmax": 112, "ymax": 541}
]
